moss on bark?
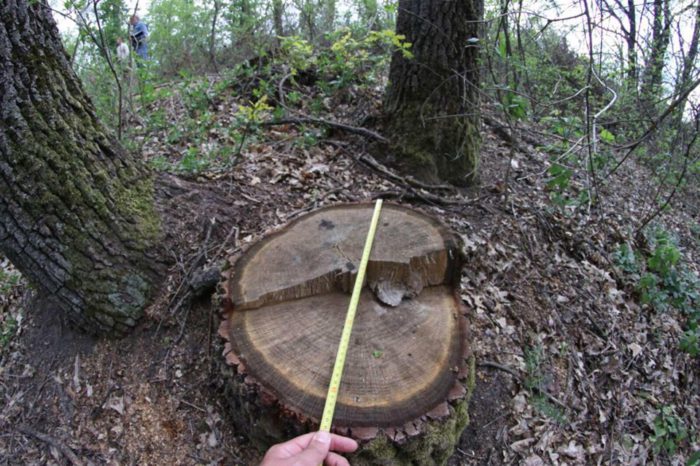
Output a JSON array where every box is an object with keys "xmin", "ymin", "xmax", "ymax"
[
  {"xmin": 383, "ymin": 0, "xmax": 483, "ymax": 187},
  {"xmin": 0, "ymin": 0, "xmax": 164, "ymax": 336}
]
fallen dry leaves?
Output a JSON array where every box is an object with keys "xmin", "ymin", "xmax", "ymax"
[{"xmin": 1, "ymin": 73, "xmax": 698, "ymax": 466}]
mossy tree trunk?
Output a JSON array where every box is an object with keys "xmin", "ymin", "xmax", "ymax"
[
  {"xmin": 384, "ymin": 0, "xmax": 483, "ymax": 186},
  {"xmin": 272, "ymin": 0, "xmax": 285, "ymax": 38},
  {"xmin": 640, "ymin": 0, "xmax": 672, "ymax": 113},
  {"xmin": 0, "ymin": 0, "xmax": 164, "ymax": 336}
]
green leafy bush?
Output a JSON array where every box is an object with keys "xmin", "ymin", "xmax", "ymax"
[
  {"xmin": 618, "ymin": 228, "xmax": 700, "ymax": 357},
  {"xmin": 523, "ymin": 345, "xmax": 566, "ymax": 423},
  {"xmin": 651, "ymin": 406, "xmax": 688, "ymax": 456}
]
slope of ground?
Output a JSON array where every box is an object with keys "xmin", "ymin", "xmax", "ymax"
[{"xmin": 0, "ymin": 72, "xmax": 698, "ymax": 466}]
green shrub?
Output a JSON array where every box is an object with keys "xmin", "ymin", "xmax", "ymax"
[
  {"xmin": 651, "ymin": 406, "xmax": 688, "ymax": 456},
  {"xmin": 617, "ymin": 228, "xmax": 700, "ymax": 357}
]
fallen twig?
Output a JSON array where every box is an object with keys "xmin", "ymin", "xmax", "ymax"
[
  {"xmin": 357, "ymin": 152, "xmax": 455, "ymax": 192},
  {"xmin": 18, "ymin": 426, "xmax": 83, "ymax": 466},
  {"xmin": 264, "ymin": 116, "xmax": 389, "ymax": 143},
  {"xmin": 478, "ymin": 360, "xmax": 567, "ymax": 410}
]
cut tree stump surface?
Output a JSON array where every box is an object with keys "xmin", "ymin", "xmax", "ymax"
[
  {"xmin": 219, "ymin": 203, "xmax": 473, "ymax": 463},
  {"xmin": 229, "ymin": 204, "xmax": 463, "ymax": 310}
]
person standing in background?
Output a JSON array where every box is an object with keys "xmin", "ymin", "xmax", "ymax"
[
  {"xmin": 116, "ymin": 37, "xmax": 129, "ymax": 63},
  {"xmin": 129, "ymin": 15, "xmax": 149, "ymax": 61}
]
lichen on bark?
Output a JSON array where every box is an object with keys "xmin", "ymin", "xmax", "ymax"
[{"xmin": 0, "ymin": 0, "xmax": 164, "ymax": 336}]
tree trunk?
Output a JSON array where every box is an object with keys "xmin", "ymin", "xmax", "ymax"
[
  {"xmin": 360, "ymin": 0, "xmax": 380, "ymax": 30},
  {"xmin": 600, "ymin": 0, "xmax": 637, "ymax": 90},
  {"xmin": 209, "ymin": 0, "xmax": 221, "ymax": 72},
  {"xmin": 300, "ymin": 0, "xmax": 317, "ymax": 42},
  {"xmin": 323, "ymin": 0, "xmax": 336, "ymax": 35},
  {"xmin": 626, "ymin": 0, "xmax": 637, "ymax": 89},
  {"xmin": 384, "ymin": 0, "xmax": 483, "ymax": 187},
  {"xmin": 272, "ymin": 0, "xmax": 285, "ymax": 38},
  {"xmin": 673, "ymin": 1, "xmax": 700, "ymax": 123},
  {"xmin": 640, "ymin": 0, "xmax": 672, "ymax": 110},
  {"xmin": 0, "ymin": 0, "xmax": 164, "ymax": 336},
  {"xmin": 219, "ymin": 203, "xmax": 474, "ymax": 465}
]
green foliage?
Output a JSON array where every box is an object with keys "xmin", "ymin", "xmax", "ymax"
[
  {"xmin": 280, "ymin": 28, "xmax": 411, "ymax": 91},
  {"xmin": 64, "ymin": 0, "xmax": 128, "ymax": 49},
  {"xmin": 613, "ymin": 243, "xmax": 639, "ymax": 275},
  {"xmin": 689, "ymin": 450, "xmax": 700, "ymax": 466},
  {"xmin": 0, "ymin": 265, "xmax": 22, "ymax": 349},
  {"xmin": 545, "ymin": 154, "xmax": 581, "ymax": 212},
  {"xmin": 236, "ymin": 95, "xmax": 272, "ymax": 124},
  {"xmin": 599, "ymin": 128, "xmax": 615, "ymax": 144},
  {"xmin": 523, "ymin": 345, "xmax": 567, "ymax": 423},
  {"xmin": 651, "ymin": 406, "xmax": 688, "ymax": 456},
  {"xmin": 0, "ymin": 314, "xmax": 18, "ymax": 349},
  {"xmin": 280, "ymin": 36, "xmax": 316, "ymax": 73},
  {"xmin": 616, "ymin": 228, "xmax": 700, "ymax": 357},
  {"xmin": 501, "ymin": 90, "xmax": 528, "ymax": 119},
  {"xmin": 638, "ymin": 228, "xmax": 698, "ymax": 313},
  {"xmin": 75, "ymin": 58, "xmax": 122, "ymax": 128},
  {"xmin": 0, "ymin": 267, "xmax": 21, "ymax": 295},
  {"xmin": 646, "ymin": 232, "xmax": 681, "ymax": 276},
  {"xmin": 97, "ymin": 0, "xmax": 128, "ymax": 48},
  {"xmin": 180, "ymin": 73, "xmax": 214, "ymax": 117},
  {"xmin": 177, "ymin": 146, "xmax": 209, "ymax": 173},
  {"xmin": 149, "ymin": 0, "xmax": 213, "ymax": 75}
]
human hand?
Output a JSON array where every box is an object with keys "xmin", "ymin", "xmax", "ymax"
[{"xmin": 259, "ymin": 431, "xmax": 358, "ymax": 466}]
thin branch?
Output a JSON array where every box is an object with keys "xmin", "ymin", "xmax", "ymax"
[
  {"xmin": 478, "ymin": 361, "xmax": 568, "ymax": 410},
  {"xmin": 18, "ymin": 426, "xmax": 83, "ymax": 466},
  {"xmin": 635, "ymin": 120, "xmax": 700, "ymax": 234},
  {"xmin": 263, "ymin": 116, "xmax": 389, "ymax": 143},
  {"xmin": 604, "ymin": 76, "xmax": 700, "ymax": 178}
]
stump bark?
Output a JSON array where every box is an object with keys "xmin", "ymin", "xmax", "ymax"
[{"xmin": 219, "ymin": 203, "xmax": 474, "ymax": 465}]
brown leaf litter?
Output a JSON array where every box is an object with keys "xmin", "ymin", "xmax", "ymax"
[{"xmin": 1, "ymin": 76, "xmax": 698, "ymax": 465}]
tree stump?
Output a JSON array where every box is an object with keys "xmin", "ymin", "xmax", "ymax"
[{"xmin": 219, "ymin": 203, "xmax": 474, "ymax": 465}]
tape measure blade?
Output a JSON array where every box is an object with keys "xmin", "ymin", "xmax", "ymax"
[{"xmin": 319, "ymin": 199, "xmax": 383, "ymax": 433}]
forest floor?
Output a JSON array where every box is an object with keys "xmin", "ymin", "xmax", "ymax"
[{"xmin": 0, "ymin": 72, "xmax": 699, "ymax": 466}]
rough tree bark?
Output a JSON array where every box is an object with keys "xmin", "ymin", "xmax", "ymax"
[
  {"xmin": 0, "ymin": 0, "xmax": 164, "ymax": 335},
  {"xmin": 209, "ymin": 0, "xmax": 222, "ymax": 72},
  {"xmin": 625, "ymin": 0, "xmax": 638, "ymax": 88},
  {"xmin": 673, "ymin": 0, "xmax": 700, "ymax": 123},
  {"xmin": 219, "ymin": 203, "xmax": 474, "ymax": 465},
  {"xmin": 640, "ymin": 0, "xmax": 672, "ymax": 109},
  {"xmin": 272, "ymin": 0, "xmax": 285, "ymax": 38},
  {"xmin": 384, "ymin": 0, "xmax": 483, "ymax": 187}
]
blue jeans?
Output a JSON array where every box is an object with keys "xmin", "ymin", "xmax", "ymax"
[{"xmin": 135, "ymin": 43, "xmax": 148, "ymax": 60}]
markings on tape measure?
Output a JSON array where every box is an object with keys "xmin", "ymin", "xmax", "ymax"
[{"xmin": 319, "ymin": 199, "xmax": 383, "ymax": 433}]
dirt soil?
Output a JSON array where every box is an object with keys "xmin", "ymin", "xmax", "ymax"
[{"xmin": 0, "ymin": 76, "xmax": 698, "ymax": 466}]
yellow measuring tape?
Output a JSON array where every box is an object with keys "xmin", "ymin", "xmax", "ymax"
[{"xmin": 319, "ymin": 199, "xmax": 383, "ymax": 433}]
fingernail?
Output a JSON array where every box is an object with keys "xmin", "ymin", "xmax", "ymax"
[{"xmin": 314, "ymin": 431, "xmax": 331, "ymax": 444}]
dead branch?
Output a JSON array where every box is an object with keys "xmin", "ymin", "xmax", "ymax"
[
  {"xmin": 372, "ymin": 189, "xmax": 486, "ymax": 207},
  {"xmin": 635, "ymin": 121, "xmax": 700, "ymax": 235},
  {"xmin": 18, "ymin": 426, "xmax": 84, "ymax": 466},
  {"xmin": 478, "ymin": 360, "xmax": 568, "ymax": 410},
  {"xmin": 263, "ymin": 116, "xmax": 389, "ymax": 144},
  {"xmin": 605, "ymin": 76, "xmax": 700, "ymax": 178},
  {"xmin": 356, "ymin": 152, "xmax": 455, "ymax": 192}
]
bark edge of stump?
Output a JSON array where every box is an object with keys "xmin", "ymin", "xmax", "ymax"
[{"xmin": 217, "ymin": 202, "xmax": 475, "ymax": 465}]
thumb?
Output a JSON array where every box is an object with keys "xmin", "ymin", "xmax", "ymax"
[{"xmin": 293, "ymin": 431, "xmax": 332, "ymax": 465}]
